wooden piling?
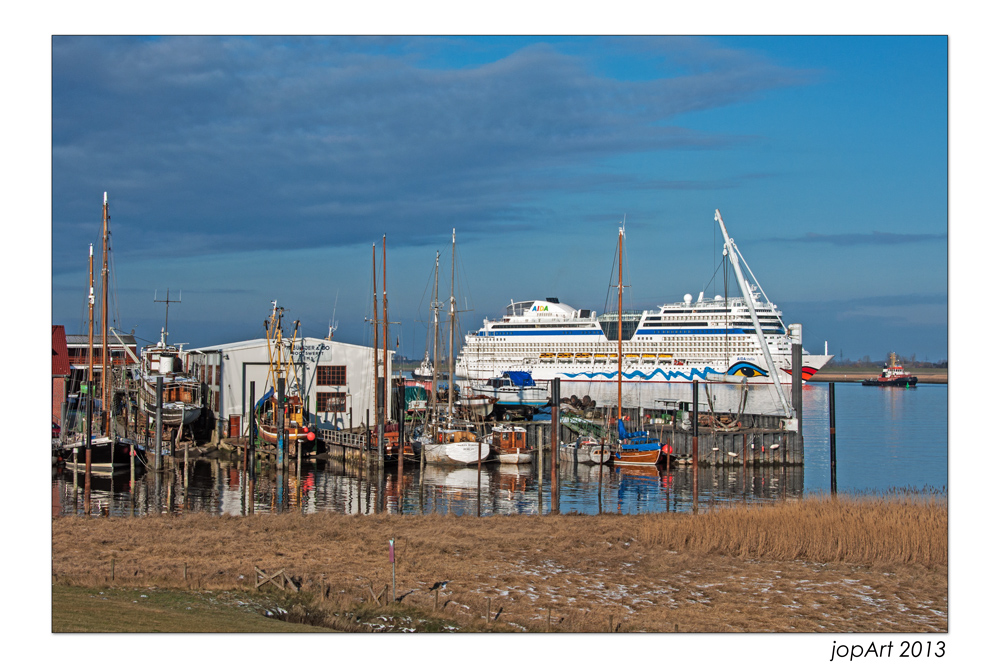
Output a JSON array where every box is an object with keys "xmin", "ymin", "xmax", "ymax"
[
  {"xmin": 155, "ymin": 375, "xmax": 164, "ymax": 471},
  {"xmin": 692, "ymin": 381, "xmax": 699, "ymax": 512},
  {"xmin": 550, "ymin": 378, "xmax": 560, "ymax": 514},
  {"xmin": 829, "ymin": 382, "xmax": 837, "ymax": 495}
]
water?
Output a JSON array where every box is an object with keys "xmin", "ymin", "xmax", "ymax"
[{"xmin": 51, "ymin": 383, "xmax": 946, "ymax": 517}]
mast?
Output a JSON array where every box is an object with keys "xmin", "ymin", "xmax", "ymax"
[
  {"xmin": 448, "ymin": 229, "xmax": 456, "ymax": 425},
  {"xmin": 87, "ymin": 242, "xmax": 95, "ymax": 444},
  {"xmin": 430, "ymin": 251, "xmax": 440, "ymax": 438},
  {"xmin": 382, "ymin": 236, "xmax": 389, "ymax": 423},
  {"xmin": 617, "ymin": 227, "xmax": 623, "ymax": 423},
  {"xmin": 101, "ymin": 192, "xmax": 110, "ymax": 437},
  {"xmin": 372, "ymin": 243, "xmax": 381, "ymax": 429},
  {"xmin": 714, "ymin": 209, "xmax": 792, "ymax": 418}
]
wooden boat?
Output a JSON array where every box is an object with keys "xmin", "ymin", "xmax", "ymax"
[
  {"xmin": 382, "ymin": 423, "xmax": 415, "ymax": 462},
  {"xmin": 56, "ymin": 435, "xmax": 146, "ymax": 471},
  {"xmin": 137, "ymin": 326, "xmax": 202, "ymax": 427},
  {"xmin": 423, "ymin": 428, "xmax": 491, "ymax": 465},
  {"xmin": 559, "ymin": 434, "xmax": 612, "ymax": 465},
  {"xmin": 488, "ymin": 424, "xmax": 533, "ymax": 464},
  {"xmin": 456, "ymin": 393, "xmax": 498, "ymax": 419},
  {"xmin": 610, "ymin": 227, "xmax": 663, "ymax": 468}
]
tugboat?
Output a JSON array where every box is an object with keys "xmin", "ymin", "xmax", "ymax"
[{"xmin": 862, "ymin": 352, "xmax": 919, "ymax": 387}]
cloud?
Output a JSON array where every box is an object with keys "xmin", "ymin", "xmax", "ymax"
[{"xmin": 52, "ymin": 36, "xmax": 814, "ymax": 271}]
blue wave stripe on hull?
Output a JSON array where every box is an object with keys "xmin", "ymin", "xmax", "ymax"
[{"xmin": 561, "ymin": 367, "xmax": 725, "ymax": 381}]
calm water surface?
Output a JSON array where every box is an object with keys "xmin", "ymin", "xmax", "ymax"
[{"xmin": 52, "ymin": 383, "xmax": 946, "ymax": 517}]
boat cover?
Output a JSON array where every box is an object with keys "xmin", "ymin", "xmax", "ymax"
[
  {"xmin": 404, "ymin": 386, "xmax": 428, "ymax": 409},
  {"xmin": 617, "ymin": 418, "xmax": 650, "ymax": 440},
  {"xmin": 254, "ymin": 387, "xmax": 275, "ymax": 411},
  {"xmin": 503, "ymin": 371, "xmax": 535, "ymax": 387}
]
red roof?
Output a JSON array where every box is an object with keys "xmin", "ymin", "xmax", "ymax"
[{"xmin": 52, "ymin": 325, "xmax": 70, "ymax": 376}]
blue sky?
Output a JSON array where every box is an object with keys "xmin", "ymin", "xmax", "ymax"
[{"xmin": 50, "ymin": 35, "xmax": 947, "ymax": 361}]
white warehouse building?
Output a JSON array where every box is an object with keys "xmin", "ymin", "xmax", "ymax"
[{"xmin": 181, "ymin": 337, "xmax": 393, "ymax": 441}]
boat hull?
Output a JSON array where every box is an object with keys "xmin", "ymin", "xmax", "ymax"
[
  {"xmin": 862, "ymin": 376, "xmax": 918, "ymax": 387},
  {"xmin": 55, "ymin": 437, "xmax": 147, "ymax": 471},
  {"xmin": 614, "ymin": 448, "xmax": 663, "ymax": 466},
  {"xmin": 559, "ymin": 442, "xmax": 612, "ymax": 465},
  {"xmin": 423, "ymin": 441, "xmax": 491, "ymax": 465},
  {"xmin": 497, "ymin": 449, "xmax": 533, "ymax": 464}
]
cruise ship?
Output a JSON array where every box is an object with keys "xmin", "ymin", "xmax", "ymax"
[
  {"xmin": 455, "ymin": 211, "xmax": 832, "ymax": 389},
  {"xmin": 454, "ymin": 294, "xmax": 830, "ymax": 385}
]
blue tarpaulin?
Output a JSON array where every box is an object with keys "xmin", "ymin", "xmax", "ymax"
[
  {"xmin": 254, "ymin": 387, "xmax": 274, "ymax": 411},
  {"xmin": 503, "ymin": 371, "xmax": 535, "ymax": 387}
]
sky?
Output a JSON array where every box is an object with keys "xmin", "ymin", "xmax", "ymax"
[{"xmin": 49, "ymin": 35, "xmax": 947, "ymax": 362}]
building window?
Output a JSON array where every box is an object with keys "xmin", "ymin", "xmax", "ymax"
[
  {"xmin": 316, "ymin": 391, "xmax": 347, "ymax": 412},
  {"xmin": 317, "ymin": 365, "xmax": 347, "ymax": 386}
]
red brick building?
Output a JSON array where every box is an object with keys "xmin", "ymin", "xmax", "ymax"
[{"xmin": 52, "ymin": 325, "xmax": 70, "ymax": 426}]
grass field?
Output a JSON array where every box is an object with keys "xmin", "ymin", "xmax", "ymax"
[
  {"xmin": 52, "ymin": 586, "xmax": 333, "ymax": 632},
  {"xmin": 52, "ymin": 495, "xmax": 947, "ymax": 633}
]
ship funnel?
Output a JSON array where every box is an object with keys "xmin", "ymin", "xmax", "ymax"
[
  {"xmin": 788, "ymin": 323, "xmax": 802, "ymax": 345},
  {"xmin": 697, "ymin": 292, "xmax": 704, "ymax": 303}
]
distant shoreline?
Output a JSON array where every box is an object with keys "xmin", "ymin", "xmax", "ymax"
[{"xmin": 810, "ymin": 368, "xmax": 947, "ymax": 384}]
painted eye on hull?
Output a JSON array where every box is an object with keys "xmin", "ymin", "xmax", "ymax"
[{"xmin": 728, "ymin": 362, "xmax": 767, "ymax": 377}]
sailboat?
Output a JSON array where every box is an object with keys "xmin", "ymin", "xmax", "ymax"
[
  {"xmin": 58, "ymin": 193, "xmax": 145, "ymax": 471},
  {"xmin": 420, "ymin": 230, "xmax": 489, "ymax": 465},
  {"xmin": 610, "ymin": 226, "xmax": 667, "ymax": 467},
  {"xmin": 253, "ymin": 302, "xmax": 316, "ymax": 454}
]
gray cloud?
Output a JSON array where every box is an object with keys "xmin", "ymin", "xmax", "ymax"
[{"xmin": 52, "ymin": 36, "xmax": 816, "ymax": 272}]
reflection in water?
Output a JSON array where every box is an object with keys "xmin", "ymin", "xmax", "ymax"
[
  {"xmin": 52, "ymin": 454, "xmax": 802, "ymax": 518},
  {"xmin": 52, "ymin": 383, "xmax": 945, "ymax": 517}
]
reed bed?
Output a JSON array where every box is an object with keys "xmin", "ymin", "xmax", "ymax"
[
  {"xmin": 51, "ymin": 495, "xmax": 947, "ymax": 632},
  {"xmin": 636, "ymin": 495, "xmax": 947, "ymax": 568}
]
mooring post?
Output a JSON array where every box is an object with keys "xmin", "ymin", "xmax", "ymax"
[
  {"xmin": 692, "ymin": 380, "xmax": 699, "ymax": 512},
  {"xmin": 477, "ymin": 427, "xmax": 483, "ymax": 518},
  {"xmin": 829, "ymin": 382, "xmax": 837, "ymax": 496},
  {"xmin": 537, "ymin": 424, "xmax": 544, "ymax": 512},
  {"xmin": 550, "ymin": 378, "xmax": 560, "ymax": 514},
  {"xmin": 389, "ymin": 538, "xmax": 396, "ymax": 603},
  {"xmin": 792, "ymin": 343, "xmax": 803, "ymax": 464},
  {"xmin": 155, "ymin": 376, "xmax": 164, "ymax": 472},
  {"xmin": 277, "ymin": 377, "xmax": 286, "ymax": 469}
]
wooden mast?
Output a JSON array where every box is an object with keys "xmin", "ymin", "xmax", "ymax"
[
  {"xmin": 101, "ymin": 193, "xmax": 110, "ymax": 437},
  {"xmin": 617, "ymin": 227, "xmax": 623, "ymax": 423},
  {"xmin": 447, "ymin": 229, "xmax": 456, "ymax": 426},
  {"xmin": 87, "ymin": 242, "xmax": 95, "ymax": 452},
  {"xmin": 372, "ymin": 244, "xmax": 380, "ymax": 431},
  {"xmin": 430, "ymin": 251, "xmax": 440, "ymax": 440},
  {"xmin": 382, "ymin": 236, "xmax": 389, "ymax": 423}
]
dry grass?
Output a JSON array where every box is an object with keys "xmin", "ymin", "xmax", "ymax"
[{"xmin": 51, "ymin": 496, "xmax": 946, "ymax": 632}]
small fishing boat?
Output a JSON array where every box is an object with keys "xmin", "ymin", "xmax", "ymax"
[
  {"xmin": 253, "ymin": 303, "xmax": 317, "ymax": 454},
  {"xmin": 137, "ymin": 327, "xmax": 202, "ymax": 428},
  {"xmin": 559, "ymin": 433, "xmax": 612, "ymax": 465},
  {"xmin": 862, "ymin": 353, "xmax": 919, "ymax": 387},
  {"xmin": 488, "ymin": 424, "xmax": 533, "ymax": 464}
]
